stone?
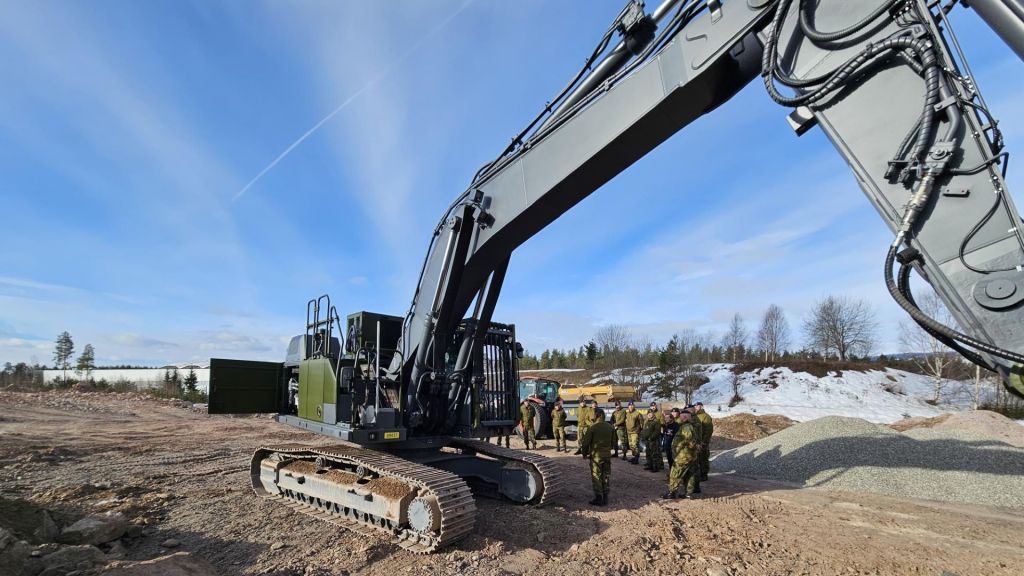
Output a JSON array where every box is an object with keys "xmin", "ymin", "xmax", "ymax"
[
  {"xmin": 41, "ymin": 544, "xmax": 106, "ymax": 571},
  {"xmin": 35, "ymin": 510, "xmax": 61, "ymax": 542},
  {"xmin": 0, "ymin": 527, "xmax": 14, "ymax": 550},
  {"xmin": 0, "ymin": 537, "xmax": 39, "ymax": 576},
  {"xmin": 106, "ymin": 540, "xmax": 129, "ymax": 560},
  {"xmin": 706, "ymin": 567, "xmax": 730, "ymax": 576},
  {"xmin": 103, "ymin": 552, "xmax": 219, "ymax": 576},
  {"xmin": 33, "ymin": 543, "xmax": 61, "ymax": 557},
  {"xmin": 160, "ymin": 539, "xmax": 181, "ymax": 549},
  {"xmin": 59, "ymin": 512, "xmax": 128, "ymax": 545},
  {"xmin": 270, "ymin": 542, "xmax": 286, "ymax": 551},
  {"xmin": 124, "ymin": 525, "xmax": 144, "ymax": 539}
]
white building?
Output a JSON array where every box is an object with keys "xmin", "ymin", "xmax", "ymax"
[{"xmin": 44, "ymin": 363, "xmax": 211, "ymax": 393}]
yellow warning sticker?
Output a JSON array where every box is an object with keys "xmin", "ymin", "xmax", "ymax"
[{"xmin": 384, "ymin": 431, "xmax": 400, "ymax": 440}]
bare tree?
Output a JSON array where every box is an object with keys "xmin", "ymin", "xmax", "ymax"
[
  {"xmin": 803, "ymin": 295, "xmax": 878, "ymax": 361},
  {"xmin": 757, "ymin": 304, "xmax": 791, "ymax": 362},
  {"xmin": 728, "ymin": 370, "xmax": 743, "ymax": 406},
  {"xmin": 698, "ymin": 330, "xmax": 716, "ymax": 363},
  {"xmin": 898, "ymin": 290, "xmax": 957, "ymax": 403},
  {"xmin": 593, "ymin": 324, "xmax": 631, "ymax": 368},
  {"xmin": 721, "ymin": 314, "xmax": 748, "ymax": 363}
]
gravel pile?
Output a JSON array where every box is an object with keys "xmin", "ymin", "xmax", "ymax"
[{"xmin": 712, "ymin": 415, "xmax": 1024, "ymax": 508}]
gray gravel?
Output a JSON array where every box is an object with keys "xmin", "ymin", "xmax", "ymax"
[{"xmin": 712, "ymin": 416, "xmax": 1024, "ymax": 508}]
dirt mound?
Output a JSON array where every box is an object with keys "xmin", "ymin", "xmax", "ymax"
[
  {"xmin": 712, "ymin": 413, "xmax": 795, "ymax": 450},
  {"xmin": 890, "ymin": 410, "xmax": 1024, "ymax": 447},
  {"xmin": 888, "ymin": 413, "xmax": 952, "ymax": 431}
]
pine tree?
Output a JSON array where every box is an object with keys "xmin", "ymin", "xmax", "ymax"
[
  {"xmin": 76, "ymin": 344, "xmax": 96, "ymax": 383},
  {"xmin": 584, "ymin": 341, "xmax": 599, "ymax": 368},
  {"xmin": 184, "ymin": 369, "xmax": 199, "ymax": 400},
  {"xmin": 53, "ymin": 331, "xmax": 74, "ymax": 385}
]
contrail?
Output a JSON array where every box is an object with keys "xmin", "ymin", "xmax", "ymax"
[{"xmin": 234, "ymin": 0, "xmax": 476, "ymax": 202}]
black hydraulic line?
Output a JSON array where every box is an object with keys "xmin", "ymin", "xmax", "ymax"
[
  {"xmin": 897, "ymin": 259, "xmax": 996, "ymax": 369},
  {"xmin": 798, "ymin": 0, "xmax": 901, "ymax": 43},
  {"xmin": 885, "ymin": 244, "xmax": 1024, "ymax": 364}
]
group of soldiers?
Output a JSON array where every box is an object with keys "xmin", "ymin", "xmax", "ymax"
[{"xmin": 519, "ymin": 396, "xmax": 713, "ymax": 506}]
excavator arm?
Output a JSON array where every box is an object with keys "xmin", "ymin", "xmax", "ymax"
[{"xmin": 395, "ymin": 0, "xmax": 1024, "ymax": 433}]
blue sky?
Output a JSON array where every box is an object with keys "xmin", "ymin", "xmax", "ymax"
[{"xmin": 1, "ymin": 0, "xmax": 1022, "ymax": 367}]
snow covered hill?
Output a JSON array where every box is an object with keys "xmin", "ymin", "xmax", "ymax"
[
  {"xmin": 677, "ymin": 364, "xmax": 987, "ymax": 423},
  {"xmin": 522, "ymin": 364, "xmax": 988, "ymax": 424}
]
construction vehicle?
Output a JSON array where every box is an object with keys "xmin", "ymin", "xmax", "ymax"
[
  {"xmin": 557, "ymin": 380, "xmax": 637, "ymax": 404},
  {"xmin": 518, "ymin": 375, "xmax": 638, "ymax": 438},
  {"xmin": 209, "ymin": 0, "xmax": 1024, "ymax": 553}
]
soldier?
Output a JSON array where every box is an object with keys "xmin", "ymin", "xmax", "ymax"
[
  {"xmin": 574, "ymin": 398, "xmax": 594, "ymax": 454},
  {"xmin": 641, "ymin": 410, "xmax": 663, "ymax": 472},
  {"xmin": 610, "ymin": 401, "xmax": 627, "ymax": 458},
  {"xmin": 662, "ymin": 408, "xmax": 681, "ymax": 473},
  {"xmin": 693, "ymin": 401, "xmax": 714, "ymax": 481},
  {"xmin": 624, "ymin": 401, "xmax": 643, "ymax": 464},
  {"xmin": 551, "ymin": 401, "xmax": 568, "ymax": 452},
  {"xmin": 519, "ymin": 399, "xmax": 537, "ymax": 450},
  {"xmin": 580, "ymin": 407, "xmax": 614, "ymax": 506},
  {"xmin": 662, "ymin": 410, "xmax": 699, "ymax": 500},
  {"xmin": 649, "ymin": 401, "xmax": 665, "ymax": 427}
]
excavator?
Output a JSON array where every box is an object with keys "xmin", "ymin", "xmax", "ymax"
[{"xmin": 208, "ymin": 0, "xmax": 1024, "ymax": 553}]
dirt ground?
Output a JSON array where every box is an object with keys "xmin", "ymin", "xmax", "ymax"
[{"xmin": 1, "ymin": 390, "xmax": 1022, "ymax": 576}]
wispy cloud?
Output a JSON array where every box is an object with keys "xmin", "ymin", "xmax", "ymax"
[{"xmin": 234, "ymin": 0, "xmax": 476, "ymax": 202}]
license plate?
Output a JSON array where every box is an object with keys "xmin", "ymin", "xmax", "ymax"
[{"xmin": 384, "ymin": 431, "xmax": 400, "ymax": 440}]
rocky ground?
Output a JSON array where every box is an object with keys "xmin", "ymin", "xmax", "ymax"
[{"xmin": 1, "ymin": 389, "xmax": 1022, "ymax": 576}]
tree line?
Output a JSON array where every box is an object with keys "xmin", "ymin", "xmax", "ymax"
[
  {"xmin": 1, "ymin": 331, "xmax": 204, "ymax": 402},
  {"xmin": 521, "ymin": 295, "xmax": 881, "ymax": 370}
]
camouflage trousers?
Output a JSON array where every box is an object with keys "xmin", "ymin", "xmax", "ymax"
[
  {"xmin": 615, "ymin": 428, "xmax": 627, "ymax": 455},
  {"xmin": 521, "ymin": 423, "xmax": 536, "ymax": 448},
  {"xmin": 590, "ymin": 455, "xmax": 611, "ymax": 496},
  {"xmin": 553, "ymin": 426, "xmax": 567, "ymax": 450},
  {"xmin": 627, "ymin": 432, "xmax": 641, "ymax": 458},
  {"xmin": 644, "ymin": 438, "xmax": 663, "ymax": 471},
  {"xmin": 578, "ymin": 424, "xmax": 590, "ymax": 444},
  {"xmin": 668, "ymin": 457, "xmax": 698, "ymax": 495}
]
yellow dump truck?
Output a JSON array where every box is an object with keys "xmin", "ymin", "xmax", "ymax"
[{"xmin": 557, "ymin": 381, "xmax": 636, "ymax": 404}]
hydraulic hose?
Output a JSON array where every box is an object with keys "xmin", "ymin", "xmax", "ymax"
[
  {"xmin": 884, "ymin": 244, "xmax": 1024, "ymax": 364},
  {"xmin": 798, "ymin": 0, "xmax": 901, "ymax": 43}
]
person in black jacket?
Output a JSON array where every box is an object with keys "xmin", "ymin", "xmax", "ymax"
[{"xmin": 662, "ymin": 407, "xmax": 681, "ymax": 473}]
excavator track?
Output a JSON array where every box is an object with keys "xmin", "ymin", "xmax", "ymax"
[
  {"xmin": 449, "ymin": 438, "xmax": 565, "ymax": 505},
  {"xmin": 250, "ymin": 443, "xmax": 476, "ymax": 554}
]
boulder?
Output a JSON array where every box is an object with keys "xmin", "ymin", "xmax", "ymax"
[
  {"xmin": 103, "ymin": 552, "xmax": 219, "ymax": 576},
  {"xmin": 41, "ymin": 545, "xmax": 107, "ymax": 572},
  {"xmin": 0, "ymin": 535, "xmax": 41, "ymax": 576},
  {"xmin": 34, "ymin": 511, "xmax": 60, "ymax": 543},
  {"xmin": 59, "ymin": 513, "xmax": 128, "ymax": 545}
]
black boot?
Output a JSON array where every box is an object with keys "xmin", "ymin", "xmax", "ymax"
[
  {"xmin": 600, "ymin": 494, "xmax": 608, "ymax": 506},
  {"xmin": 661, "ymin": 491, "xmax": 677, "ymax": 500},
  {"xmin": 630, "ymin": 456, "xmax": 639, "ymax": 465},
  {"xmin": 589, "ymin": 495, "xmax": 602, "ymax": 506}
]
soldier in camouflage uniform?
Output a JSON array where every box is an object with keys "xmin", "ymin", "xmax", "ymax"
[
  {"xmin": 641, "ymin": 410, "xmax": 663, "ymax": 472},
  {"xmin": 574, "ymin": 399, "xmax": 594, "ymax": 455},
  {"xmin": 663, "ymin": 411, "xmax": 699, "ymax": 499},
  {"xmin": 693, "ymin": 401, "xmax": 713, "ymax": 481},
  {"xmin": 623, "ymin": 401, "xmax": 644, "ymax": 464},
  {"xmin": 519, "ymin": 399, "xmax": 537, "ymax": 450},
  {"xmin": 580, "ymin": 408, "xmax": 614, "ymax": 506},
  {"xmin": 610, "ymin": 401, "xmax": 627, "ymax": 458},
  {"xmin": 551, "ymin": 402, "xmax": 568, "ymax": 452}
]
